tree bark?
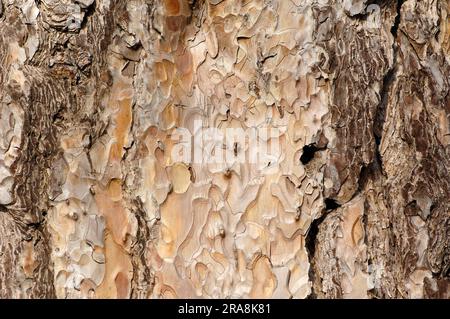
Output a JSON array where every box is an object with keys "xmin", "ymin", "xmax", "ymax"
[{"xmin": 0, "ymin": 0, "xmax": 448, "ymax": 298}]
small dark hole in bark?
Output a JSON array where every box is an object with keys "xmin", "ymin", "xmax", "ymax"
[
  {"xmin": 429, "ymin": 203, "xmax": 437, "ymax": 213},
  {"xmin": 27, "ymin": 222, "xmax": 41, "ymax": 230},
  {"xmin": 375, "ymin": 135, "xmax": 381, "ymax": 146},
  {"xmin": 0, "ymin": 204, "xmax": 7, "ymax": 212},
  {"xmin": 53, "ymin": 110, "xmax": 64, "ymax": 122},
  {"xmin": 300, "ymin": 144, "xmax": 318, "ymax": 165},
  {"xmin": 325, "ymin": 198, "xmax": 340, "ymax": 210}
]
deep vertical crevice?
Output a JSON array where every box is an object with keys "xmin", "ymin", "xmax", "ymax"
[
  {"xmin": 305, "ymin": 213, "xmax": 326, "ymax": 299},
  {"xmin": 373, "ymin": 0, "xmax": 404, "ymax": 173},
  {"xmin": 129, "ymin": 198, "xmax": 154, "ymax": 299},
  {"xmin": 305, "ymin": 197, "xmax": 342, "ymax": 298},
  {"xmin": 390, "ymin": 0, "xmax": 404, "ymax": 38}
]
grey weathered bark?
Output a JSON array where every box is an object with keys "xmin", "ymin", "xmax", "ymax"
[{"xmin": 0, "ymin": 0, "xmax": 448, "ymax": 298}]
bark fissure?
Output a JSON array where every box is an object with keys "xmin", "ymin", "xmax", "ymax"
[
  {"xmin": 305, "ymin": 210, "xmax": 328, "ymax": 299},
  {"xmin": 373, "ymin": 0, "xmax": 404, "ymax": 172},
  {"xmin": 130, "ymin": 198, "xmax": 154, "ymax": 299}
]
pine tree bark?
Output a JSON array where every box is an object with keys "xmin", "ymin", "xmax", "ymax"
[{"xmin": 0, "ymin": 0, "xmax": 448, "ymax": 298}]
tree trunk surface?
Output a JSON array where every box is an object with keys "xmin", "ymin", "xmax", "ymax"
[{"xmin": 0, "ymin": 0, "xmax": 449, "ymax": 298}]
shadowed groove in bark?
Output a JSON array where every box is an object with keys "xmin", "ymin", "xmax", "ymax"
[
  {"xmin": 391, "ymin": 0, "xmax": 405, "ymax": 38},
  {"xmin": 305, "ymin": 197, "xmax": 342, "ymax": 298},
  {"xmin": 373, "ymin": 0, "xmax": 404, "ymax": 170},
  {"xmin": 130, "ymin": 198, "xmax": 155, "ymax": 298},
  {"xmin": 305, "ymin": 213, "xmax": 325, "ymax": 299}
]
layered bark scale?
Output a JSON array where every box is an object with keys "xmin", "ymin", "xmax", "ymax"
[{"xmin": 0, "ymin": 0, "xmax": 448, "ymax": 298}]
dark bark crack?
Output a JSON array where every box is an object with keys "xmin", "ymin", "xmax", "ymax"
[
  {"xmin": 390, "ymin": 0, "xmax": 404, "ymax": 38},
  {"xmin": 305, "ymin": 213, "xmax": 326, "ymax": 299},
  {"xmin": 129, "ymin": 197, "xmax": 154, "ymax": 299},
  {"xmin": 373, "ymin": 0, "xmax": 404, "ymax": 173},
  {"xmin": 305, "ymin": 197, "xmax": 342, "ymax": 298}
]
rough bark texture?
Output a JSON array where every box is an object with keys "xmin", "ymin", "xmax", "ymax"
[{"xmin": 0, "ymin": 0, "xmax": 449, "ymax": 299}]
